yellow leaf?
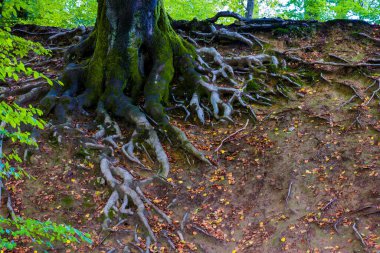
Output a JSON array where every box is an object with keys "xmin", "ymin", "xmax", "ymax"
[
  {"xmin": 232, "ymin": 250, "xmax": 237, "ymax": 253},
  {"xmin": 71, "ymin": 178, "xmax": 76, "ymax": 183},
  {"xmin": 280, "ymin": 237, "xmax": 286, "ymax": 242},
  {"xmin": 153, "ymin": 199, "xmax": 162, "ymax": 204}
]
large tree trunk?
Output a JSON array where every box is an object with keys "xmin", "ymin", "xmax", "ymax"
[
  {"xmin": 38, "ymin": 3, "xmax": 307, "ymax": 242},
  {"xmin": 75, "ymin": 0, "xmax": 193, "ymax": 120},
  {"xmin": 41, "ymin": 0, "xmax": 210, "ymax": 177},
  {"xmin": 40, "ymin": 0, "xmax": 218, "ymax": 240},
  {"xmin": 40, "ymin": 0, "xmax": 287, "ymax": 180}
]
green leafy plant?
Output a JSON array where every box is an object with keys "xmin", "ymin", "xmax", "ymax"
[
  {"xmin": 0, "ymin": 1, "xmax": 92, "ymax": 251},
  {"xmin": 0, "ymin": 217, "xmax": 92, "ymax": 250}
]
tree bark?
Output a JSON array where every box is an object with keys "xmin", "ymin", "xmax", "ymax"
[
  {"xmin": 41, "ymin": 0, "xmax": 209, "ymax": 176},
  {"xmin": 246, "ymin": 0, "xmax": 254, "ymax": 19}
]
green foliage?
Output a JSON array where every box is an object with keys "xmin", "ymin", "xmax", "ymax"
[
  {"xmin": 164, "ymin": 0, "xmax": 249, "ymax": 22},
  {"xmin": 3, "ymin": 0, "xmax": 378, "ymax": 28},
  {"xmin": 0, "ymin": 0, "xmax": 378, "ymax": 250},
  {"xmin": 0, "ymin": 217, "xmax": 92, "ymax": 250},
  {"xmin": 0, "ymin": 0, "xmax": 30, "ymax": 26},
  {"xmin": 0, "ymin": 13, "xmax": 51, "ymax": 83},
  {"xmin": 164, "ymin": 0, "xmax": 224, "ymax": 20},
  {"xmin": 24, "ymin": 0, "xmax": 97, "ymax": 28},
  {"xmin": 0, "ymin": 1, "xmax": 93, "ymax": 251},
  {"xmin": 274, "ymin": 0, "xmax": 380, "ymax": 23},
  {"xmin": 164, "ymin": 0, "xmax": 379, "ymax": 24}
]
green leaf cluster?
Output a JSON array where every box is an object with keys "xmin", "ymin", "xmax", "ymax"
[
  {"xmin": 270, "ymin": 0, "xmax": 380, "ymax": 23},
  {"xmin": 0, "ymin": 1, "xmax": 93, "ymax": 251},
  {"xmin": 0, "ymin": 217, "xmax": 92, "ymax": 250},
  {"xmin": 24, "ymin": 0, "xmax": 97, "ymax": 28}
]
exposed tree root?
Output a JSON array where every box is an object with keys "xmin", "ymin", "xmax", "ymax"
[
  {"xmin": 29, "ymin": 6, "xmax": 380, "ymax": 249},
  {"xmin": 174, "ymin": 11, "xmax": 318, "ymax": 34},
  {"xmin": 340, "ymin": 78, "xmax": 380, "ymax": 107},
  {"xmin": 357, "ymin": 32, "xmax": 380, "ymax": 46},
  {"xmin": 225, "ymin": 54, "xmax": 280, "ymax": 69},
  {"xmin": 193, "ymin": 25, "xmax": 254, "ymax": 47},
  {"xmin": 99, "ymin": 156, "xmax": 161, "ymax": 240},
  {"xmin": 0, "ymin": 81, "xmax": 47, "ymax": 100},
  {"xmin": 47, "ymin": 25, "xmax": 86, "ymax": 42},
  {"xmin": 196, "ymin": 47, "xmax": 237, "ymax": 85},
  {"xmin": 277, "ymin": 51, "xmax": 380, "ymax": 68},
  {"xmin": 352, "ymin": 221, "xmax": 367, "ymax": 247},
  {"xmin": 15, "ymin": 86, "xmax": 50, "ymax": 106},
  {"xmin": 363, "ymin": 78, "xmax": 380, "ymax": 106},
  {"xmin": 206, "ymin": 11, "xmax": 250, "ymax": 23}
]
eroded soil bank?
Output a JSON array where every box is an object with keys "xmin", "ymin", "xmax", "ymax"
[{"xmin": 5, "ymin": 20, "xmax": 380, "ymax": 252}]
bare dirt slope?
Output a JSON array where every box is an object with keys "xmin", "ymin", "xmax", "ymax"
[{"xmin": 4, "ymin": 20, "xmax": 380, "ymax": 252}]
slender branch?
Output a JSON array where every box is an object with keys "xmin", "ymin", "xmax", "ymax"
[
  {"xmin": 363, "ymin": 79, "xmax": 380, "ymax": 106},
  {"xmin": 206, "ymin": 11, "xmax": 248, "ymax": 23},
  {"xmin": 357, "ymin": 32, "xmax": 380, "ymax": 46},
  {"xmin": 352, "ymin": 221, "xmax": 367, "ymax": 247},
  {"xmin": 329, "ymin": 53, "xmax": 350, "ymax": 63},
  {"xmin": 321, "ymin": 198, "xmax": 337, "ymax": 211},
  {"xmin": 285, "ymin": 181, "xmax": 293, "ymax": 204},
  {"xmin": 215, "ymin": 119, "xmax": 249, "ymax": 153}
]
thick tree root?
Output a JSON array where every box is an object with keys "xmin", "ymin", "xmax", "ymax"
[
  {"xmin": 181, "ymin": 47, "xmax": 285, "ymax": 123},
  {"xmin": 197, "ymin": 47, "xmax": 237, "ymax": 86},
  {"xmin": 122, "ymin": 131, "xmax": 147, "ymax": 169},
  {"xmin": 36, "ymin": 4, "xmax": 337, "ymax": 247},
  {"xmin": 173, "ymin": 11, "xmax": 318, "ymax": 33},
  {"xmin": 100, "ymin": 156, "xmax": 166, "ymax": 241},
  {"xmin": 193, "ymin": 25, "xmax": 254, "ymax": 47},
  {"xmin": 224, "ymin": 54, "xmax": 279, "ymax": 69}
]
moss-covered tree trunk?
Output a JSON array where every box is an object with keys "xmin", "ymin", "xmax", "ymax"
[
  {"xmin": 41, "ymin": 0, "xmax": 209, "ymax": 177},
  {"xmin": 78, "ymin": 0, "xmax": 194, "ymax": 118}
]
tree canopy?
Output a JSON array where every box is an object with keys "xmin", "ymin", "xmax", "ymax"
[{"xmin": 2, "ymin": 0, "xmax": 379, "ymax": 28}]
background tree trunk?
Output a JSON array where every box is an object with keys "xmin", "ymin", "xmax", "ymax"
[{"xmin": 246, "ymin": 0, "xmax": 254, "ymax": 19}]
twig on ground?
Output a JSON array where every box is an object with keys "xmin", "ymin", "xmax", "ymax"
[
  {"xmin": 334, "ymin": 217, "xmax": 343, "ymax": 234},
  {"xmin": 162, "ymin": 230, "xmax": 176, "ymax": 250},
  {"xmin": 357, "ymin": 32, "xmax": 380, "ymax": 46},
  {"xmin": 181, "ymin": 212, "xmax": 189, "ymax": 232},
  {"xmin": 320, "ymin": 73, "xmax": 331, "ymax": 84},
  {"xmin": 215, "ymin": 119, "xmax": 249, "ymax": 154},
  {"xmin": 329, "ymin": 53, "xmax": 350, "ymax": 63},
  {"xmin": 283, "ymin": 46, "xmax": 314, "ymax": 53},
  {"xmin": 285, "ymin": 181, "xmax": 293, "ymax": 205},
  {"xmin": 352, "ymin": 221, "xmax": 367, "ymax": 247},
  {"xmin": 363, "ymin": 79, "xmax": 380, "ymax": 106},
  {"xmin": 321, "ymin": 198, "xmax": 337, "ymax": 211},
  {"xmin": 191, "ymin": 224, "xmax": 222, "ymax": 241}
]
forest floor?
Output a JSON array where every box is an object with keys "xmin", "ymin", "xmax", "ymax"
[{"xmin": 4, "ymin": 20, "xmax": 380, "ymax": 252}]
